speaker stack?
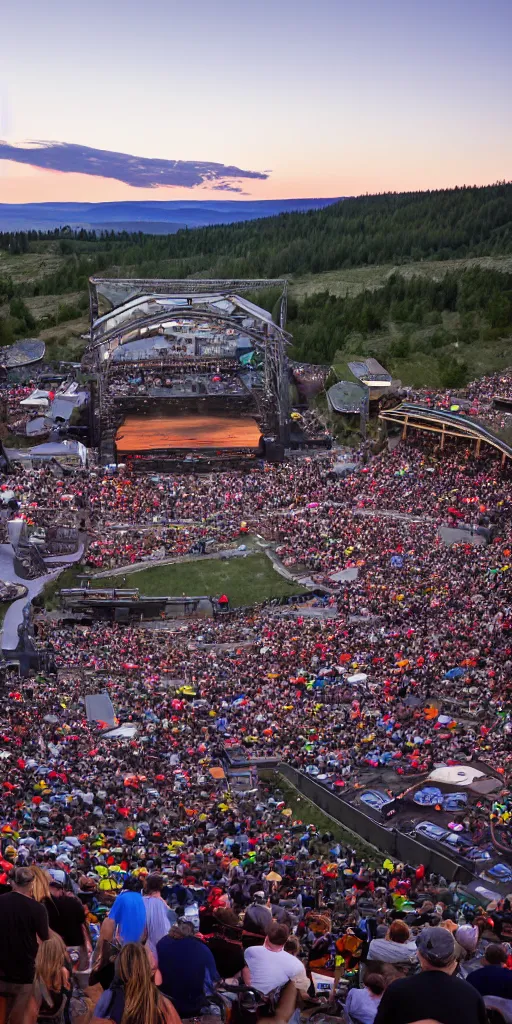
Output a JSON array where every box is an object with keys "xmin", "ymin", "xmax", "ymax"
[{"xmin": 263, "ymin": 437, "xmax": 285, "ymax": 463}]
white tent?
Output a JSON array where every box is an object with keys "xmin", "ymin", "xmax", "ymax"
[
  {"xmin": 20, "ymin": 389, "xmax": 50, "ymax": 408},
  {"xmin": 428, "ymin": 766, "xmax": 485, "ymax": 787},
  {"xmin": 104, "ymin": 724, "xmax": 138, "ymax": 739}
]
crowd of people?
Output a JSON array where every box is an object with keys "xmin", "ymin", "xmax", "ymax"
[
  {"xmin": 0, "ymin": 371, "xmax": 511, "ymax": 1022},
  {"xmin": 406, "ymin": 371, "xmax": 512, "ymax": 440},
  {"xmin": 106, "ymin": 366, "xmax": 248, "ymax": 399}
]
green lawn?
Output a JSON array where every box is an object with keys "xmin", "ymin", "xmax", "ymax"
[
  {"xmin": 260, "ymin": 770, "xmax": 381, "ymax": 867},
  {"xmin": 90, "ymin": 553, "xmax": 310, "ymax": 608},
  {"xmin": 37, "ymin": 564, "xmax": 85, "ymax": 611}
]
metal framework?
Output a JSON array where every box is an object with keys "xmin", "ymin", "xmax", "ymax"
[
  {"xmin": 89, "ymin": 277, "xmax": 288, "ymax": 324},
  {"xmin": 86, "ymin": 278, "xmax": 291, "ymax": 449},
  {"xmin": 379, "ymin": 402, "xmax": 512, "ymax": 464}
]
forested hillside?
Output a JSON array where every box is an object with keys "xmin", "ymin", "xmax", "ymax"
[
  {"xmin": 287, "ymin": 266, "xmax": 512, "ymax": 387},
  {"xmin": 0, "ymin": 182, "xmax": 511, "ymax": 384},
  {"xmin": 1, "ymin": 182, "xmax": 511, "ymax": 281}
]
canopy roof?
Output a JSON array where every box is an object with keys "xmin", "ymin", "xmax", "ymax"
[
  {"xmin": 87, "ymin": 278, "xmax": 290, "ymax": 366},
  {"xmin": 428, "ymin": 766, "xmax": 485, "ymax": 786}
]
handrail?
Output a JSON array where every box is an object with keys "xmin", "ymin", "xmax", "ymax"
[{"xmin": 380, "ymin": 402, "xmax": 512, "ymax": 460}]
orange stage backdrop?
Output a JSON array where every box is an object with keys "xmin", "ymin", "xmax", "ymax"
[{"xmin": 115, "ymin": 414, "xmax": 261, "ymax": 452}]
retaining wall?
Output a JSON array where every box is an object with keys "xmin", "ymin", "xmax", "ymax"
[{"xmin": 278, "ymin": 763, "xmax": 473, "ymax": 883}]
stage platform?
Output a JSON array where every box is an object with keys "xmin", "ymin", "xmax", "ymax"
[{"xmin": 115, "ymin": 414, "xmax": 261, "ymax": 453}]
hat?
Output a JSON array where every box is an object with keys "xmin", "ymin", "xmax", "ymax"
[
  {"xmin": 455, "ymin": 924, "xmax": 479, "ymax": 953},
  {"xmin": 49, "ymin": 869, "xmax": 66, "ymax": 885},
  {"xmin": 416, "ymin": 926, "xmax": 455, "ymax": 967}
]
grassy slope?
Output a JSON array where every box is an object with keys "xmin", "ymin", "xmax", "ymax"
[
  {"xmin": 294, "ymin": 259, "xmax": 512, "ymax": 389},
  {"xmin": 330, "ymin": 311, "xmax": 512, "ymax": 389},
  {"xmin": 0, "ymin": 246, "xmax": 89, "ymax": 360},
  {"xmin": 89, "ymin": 553, "xmax": 309, "ymax": 607},
  {"xmin": 260, "ymin": 770, "xmax": 381, "ymax": 866},
  {"xmin": 290, "ymin": 255, "xmax": 512, "ymax": 300},
  {"xmin": 38, "ymin": 564, "xmax": 84, "ymax": 611},
  {"xmin": 0, "ymin": 247, "xmax": 65, "ymax": 283}
]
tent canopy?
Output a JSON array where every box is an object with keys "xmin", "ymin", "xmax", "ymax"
[
  {"xmin": 85, "ymin": 692, "xmax": 115, "ymax": 728},
  {"xmin": 428, "ymin": 766, "xmax": 485, "ymax": 787},
  {"xmin": 20, "ymin": 389, "xmax": 49, "ymax": 407}
]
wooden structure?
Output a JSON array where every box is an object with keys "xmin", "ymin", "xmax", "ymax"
[{"xmin": 379, "ymin": 402, "xmax": 512, "ymax": 465}]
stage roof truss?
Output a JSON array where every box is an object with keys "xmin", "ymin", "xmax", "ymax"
[
  {"xmin": 89, "ymin": 277, "xmax": 287, "ymax": 322},
  {"xmin": 87, "ymin": 277, "xmax": 291, "ymax": 449},
  {"xmin": 90, "ymin": 307, "xmax": 291, "ymax": 360}
]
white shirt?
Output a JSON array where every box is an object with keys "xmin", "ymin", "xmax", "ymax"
[{"xmin": 244, "ymin": 945, "xmax": 309, "ymax": 995}]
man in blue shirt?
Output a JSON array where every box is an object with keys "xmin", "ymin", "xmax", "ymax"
[
  {"xmin": 108, "ymin": 889, "xmax": 147, "ymax": 944},
  {"xmin": 157, "ymin": 919, "xmax": 219, "ymax": 1018},
  {"xmin": 96, "ymin": 882, "xmax": 147, "ymax": 956}
]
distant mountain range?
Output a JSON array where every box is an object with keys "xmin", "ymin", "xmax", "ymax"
[{"xmin": 0, "ymin": 198, "xmax": 342, "ymax": 234}]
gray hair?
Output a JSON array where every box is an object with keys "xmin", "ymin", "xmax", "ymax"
[
  {"xmin": 13, "ymin": 867, "xmax": 34, "ymax": 889},
  {"xmin": 171, "ymin": 919, "xmax": 195, "ymax": 938}
]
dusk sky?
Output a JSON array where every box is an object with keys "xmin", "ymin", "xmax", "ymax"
[{"xmin": 1, "ymin": 0, "xmax": 511, "ymax": 203}]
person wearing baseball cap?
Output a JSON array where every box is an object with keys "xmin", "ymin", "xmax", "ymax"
[{"xmin": 373, "ymin": 927, "xmax": 487, "ymax": 1024}]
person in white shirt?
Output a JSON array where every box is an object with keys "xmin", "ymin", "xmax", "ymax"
[{"xmin": 244, "ymin": 922, "xmax": 310, "ymax": 997}]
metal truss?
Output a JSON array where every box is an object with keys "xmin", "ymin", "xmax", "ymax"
[{"xmin": 87, "ymin": 277, "xmax": 292, "ymax": 449}]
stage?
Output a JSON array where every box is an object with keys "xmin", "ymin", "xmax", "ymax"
[{"xmin": 115, "ymin": 414, "xmax": 262, "ymax": 453}]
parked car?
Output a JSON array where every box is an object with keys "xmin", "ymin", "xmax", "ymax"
[
  {"xmin": 443, "ymin": 792, "xmax": 468, "ymax": 811},
  {"xmin": 414, "ymin": 821, "xmax": 448, "ymax": 841},
  {"xmin": 442, "ymin": 832, "xmax": 471, "ymax": 848},
  {"xmin": 466, "ymin": 848, "xmax": 491, "ymax": 862},
  {"xmin": 361, "ymin": 789, "xmax": 390, "ymax": 811},
  {"xmin": 414, "ymin": 787, "xmax": 443, "ymax": 806}
]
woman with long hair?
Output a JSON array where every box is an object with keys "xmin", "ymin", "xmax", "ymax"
[
  {"xmin": 23, "ymin": 933, "xmax": 71, "ymax": 1023},
  {"xmin": 94, "ymin": 942, "xmax": 180, "ymax": 1024},
  {"xmin": 30, "ymin": 866, "xmax": 52, "ymax": 905}
]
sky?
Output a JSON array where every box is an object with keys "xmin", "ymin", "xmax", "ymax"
[{"xmin": 1, "ymin": 0, "xmax": 511, "ymax": 203}]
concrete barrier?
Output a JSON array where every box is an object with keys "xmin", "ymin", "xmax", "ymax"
[{"xmin": 277, "ymin": 763, "xmax": 473, "ymax": 882}]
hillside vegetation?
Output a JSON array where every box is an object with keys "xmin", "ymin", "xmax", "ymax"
[
  {"xmin": 0, "ymin": 182, "xmax": 511, "ymax": 383},
  {"xmin": 286, "ymin": 266, "xmax": 512, "ymax": 386}
]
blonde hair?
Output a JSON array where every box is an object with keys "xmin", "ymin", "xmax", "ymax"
[
  {"xmin": 34, "ymin": 933, "xmax": 67, "ymax": 993},
  {"xmin": 30, "ymin": 866, "xmax": 52, "ymax": 903},
  {"xmin": 117, "ymin": 943, "xmax": 166, "ymax": 1024}
]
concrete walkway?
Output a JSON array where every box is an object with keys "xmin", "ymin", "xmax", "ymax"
[
  {"xmin": 438, "ymin": 525, "xmax": 486, "ymax": 546},
  {"xmin": 0, "ymin": 541, "xmax": 85, "ymax": 652},
  {"xmin": 0, "ymin": 545, "xmax": 60, "ymax": 651},
  {"xmin": 270, "ymin": 605, "xmax": 339, "ymax": 619},
  {"xmin": 273, "ymin": 503, "xmax": 431, "ymax": 524},
  {"xmin": 44, "ymin": 543, "xmax": 85, "ymax": 564}
]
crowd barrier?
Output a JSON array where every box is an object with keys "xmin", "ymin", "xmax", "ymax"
[
  {"xmin": 214, "ymin": 590, "xmax": 327, "ymax": 618},
  {"xmin": 277, "ymin": 763, "xmax": 474, "ymax": 883}
]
